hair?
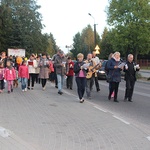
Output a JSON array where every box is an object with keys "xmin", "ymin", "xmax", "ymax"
[
  {"xmin": 128, "ymin": 54, "xmax": 133, "ymax": 58},
  {"xmin": 77, "ymin": 53, "xmax": 84, "ymax": 58},
  {"xmin": 22, "ymin": 60, "xmax": 27, "ymax": 65},
  {"xmin": 113, "ymin": 51, "xmax": 120, "ymax": 56},
  {"xmin": 1, "ymin": 51, "xmax": 6, "ymax": 55},
  {"xmin": 42, "ymin": 52, "xmax": 47, "ymax": 56},
  {"xmin": 108, "ymin": 53, "xmax": 113, "ymax": 60}
]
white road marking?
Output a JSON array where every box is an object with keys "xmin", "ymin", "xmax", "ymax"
[
  {"xmin": 0, "ymin": 126, "xmax": 10, "ymax": 138},
  {"xmin": 113, "ymin": 115, "xmax": 130, "ymax": 125},
  {"xmin": 146, "ymin": 136, "xmax": 150, "ymax": 141},
  {"xmin": 94, "ymin": 106, "xmax": 107, "ymax": 113}
]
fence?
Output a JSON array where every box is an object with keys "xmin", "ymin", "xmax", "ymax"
[{"xmin": 137, "ymin": 59, "xmax": 150, "ymax": 68}]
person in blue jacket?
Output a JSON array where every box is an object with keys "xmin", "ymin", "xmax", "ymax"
[{"xmin": 107, "ymin": 52, "xmax": 123, "ymax": 102}]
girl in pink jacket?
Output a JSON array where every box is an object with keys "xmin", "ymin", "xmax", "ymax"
[
  {"xmin": 4, "ymin": 60, "xmax": 16, "ymax": 93},
  {"xmin": 18, "ymin": 60, "xmax": 29, "ymax": 92}
]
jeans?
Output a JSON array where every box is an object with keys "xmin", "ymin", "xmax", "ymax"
[
  {"xmin": 86, "ymin": 77, "xmax": 94, "ymax": 97},
  {"xmin": 57, "ymin": 74, "xmax": 65, "ymax": 92},
  {"xmin": 75, "ymin": 77, "xmax": 86, "ymax": 100},
  {"xmin": 21, "ymin": 78, "xmax": 28, "ymax": 90}
]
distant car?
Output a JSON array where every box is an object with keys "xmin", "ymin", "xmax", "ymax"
[{"xmin": 97, "ymin": 60, "xmax": 107, "ymax": 80}]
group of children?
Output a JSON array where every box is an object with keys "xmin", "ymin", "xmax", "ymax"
[{"xmin": 0, "ymin": 60, "xmax": 29, "ymax": 93}]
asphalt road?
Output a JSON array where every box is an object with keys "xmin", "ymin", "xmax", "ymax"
[{"xmin": 69, "ymin": 78, "xmax": 150, "ymax": 136}]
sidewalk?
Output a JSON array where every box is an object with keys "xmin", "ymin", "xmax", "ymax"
[{"xmin": 0, "ymin": 82, "xmax": 150, "ymax": 150}]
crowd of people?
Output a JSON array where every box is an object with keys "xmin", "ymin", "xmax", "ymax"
[{"xmin": 0, "ymin": 50, "xmax": 140, "ymax": 103}]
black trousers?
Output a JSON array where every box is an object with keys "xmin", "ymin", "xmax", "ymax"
[
  {"xmin": 66, "ymin": 76, "xmax": 73, "ymax": 89},
  {"xmin": 94, "ymin": 76, "xmax": 100, "ymax": 91},
  {"xmin": 109, "ymin": 82, "xmax": 119, "ymax": 100},
  {"xmin": 28, "ymin": 73, "xmax": 37, "ymax": 87},
  {"xmin": 125, "ymin": 79, "xmax": 135, "ymax": 100},
  {"xmin": 75, "ymin": 77, "xmax": 86, "ymax": 100},
  {"xmin": 54, "ymin": 66, "xmax": 58, "ymax": 86},
  {"xmin": 41, "ymin": 79, "xmax": 47, "ymax": 88},
  {"xmin": 0, "ymin": 80, "xmax": 4, "ymax": 90}
]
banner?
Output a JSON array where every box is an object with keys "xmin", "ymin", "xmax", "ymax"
[{"xmin": 8, "ymin": 49, "xmax": 25, "ymax": 57}]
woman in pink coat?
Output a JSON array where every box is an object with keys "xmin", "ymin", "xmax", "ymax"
[
  {"xmin": 4, "ymin": 60, "xmax": 16, "ymax": 93},
  {"xmin": 18, "ymin": 60, "xmax": 29, "ymax": 92}
]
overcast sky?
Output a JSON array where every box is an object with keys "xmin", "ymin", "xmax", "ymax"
[{"xmin": 37, "ymin": 0, "xmax": 109, "ymax": 53}]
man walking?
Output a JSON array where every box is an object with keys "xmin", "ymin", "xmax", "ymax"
[
  {"xmin": 54, "ymin": 50, "xmax": 68, "ymax": 95},
  {"xmin": 124, "ymin": 54, "xmax": 140, "ymax": 102},
  {"xmin": 92, "ymin": 51, "xmax": 101, "ymax": 92}
]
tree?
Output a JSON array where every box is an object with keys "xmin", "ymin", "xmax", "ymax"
[
  {"xmin": 71, "ymin": 25, "xmax": 100, "ymax": 59},
  {"xmin": 71, "ymin": 32, "xmax": 82, "ymax": 59},
  {"xmin": 0, "ymin": 0, "xmax": 49, "ymax": 56},
  {"xmin": 107, "ymin": 0, "xmax": 150, "ymax": 61},
  {"xmin": 46, "ymin": 33, "xmax": 58, "ymax": 56},
  {"xmin": 100, "ymin": 27, "xmax": 113, "ymax": 59}
]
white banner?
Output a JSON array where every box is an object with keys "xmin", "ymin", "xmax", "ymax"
[{"xmin": 8, "ymin": 49, "xmax": 25, "ymax": 57}]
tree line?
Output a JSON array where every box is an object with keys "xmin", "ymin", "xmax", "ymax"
[
  {"xmin": 0, "ymin": 0, "xmax": 58, "ymax": 57},
  {"xmin": 71, "ymin": 0, "xmax": 150, "ymax": 61},
  {"xmin": 0, "ymin": 0, "xmax": 150, "ymax": 61}
]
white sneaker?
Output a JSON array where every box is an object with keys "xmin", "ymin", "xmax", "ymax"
[
  {"xmin": 24, "ymin": 88, "xmax": 27, "ymax": 92},
  {"xmin": 22, "ymin": 90, "xmax": 25, "ymax": 92}
]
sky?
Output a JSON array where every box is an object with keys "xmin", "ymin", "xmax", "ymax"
[{"xmin": 37, "ymin": 0, "xmax": 109, "ymax": 53}]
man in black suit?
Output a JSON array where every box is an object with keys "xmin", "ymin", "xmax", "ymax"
[{"xmin": 124, "ymin": 54, "xmax": 140, "ymax": 102}]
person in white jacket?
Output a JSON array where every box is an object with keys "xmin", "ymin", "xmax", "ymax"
[{"xmin": 27, "ymin": 54, "xmax": 38, "ymax": 90}]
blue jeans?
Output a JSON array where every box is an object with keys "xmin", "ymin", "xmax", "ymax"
[
  {"xmin": 57, "ymin": 74, "xmax": 65, "ymax": 92},
  {"xmin": 21, "ymin": 78, "xmax": 28, "ymax": 90}
]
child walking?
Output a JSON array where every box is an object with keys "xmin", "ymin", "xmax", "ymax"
[
  {"xmin": 18, "ymin": 60, "xmax": 29, "ymax": 92},
  {"xmin": 4, "ymin": 60, "xmax": 16, "ymax": 93},
  {"xmin": 0, "ymin": 61, "xmax": 5, "ymax": 93}
]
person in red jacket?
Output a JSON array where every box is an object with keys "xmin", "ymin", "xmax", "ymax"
[
  {"xmin": 4, "ymin": 60, "xmax": 16, "ymax": 93},
  {"xmin": 18, "ymin": 60, "xmax": 29, "ymax": 92},
  {"xmin": 66, "ymin": 57, "xmax": 74, "ymax": 90}
]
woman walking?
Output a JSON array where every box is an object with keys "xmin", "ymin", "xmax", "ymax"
[
  {"xmin": 38, "ymin": 53, "xmax": 50, "ymax": 90},
  {"xmin": 107, "ymin": 52, "xmax": 123, "ymax": 102},
  {"xmin": 74, "ymin": 53, "xmax": 87, "ymax": 103}
]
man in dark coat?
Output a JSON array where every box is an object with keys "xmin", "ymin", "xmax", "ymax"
[{"xmin": 124, "ymin": 54, "xmax": 140, "ymax": 102}]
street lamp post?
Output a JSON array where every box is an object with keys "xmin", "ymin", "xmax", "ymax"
[{"xmin": 88, "ymin": 13, "xmax": 97, "ymax": 47}]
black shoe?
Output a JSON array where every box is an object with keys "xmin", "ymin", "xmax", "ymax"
[
  {"xmin": 80, "ymin": 99, "xmax": 84, "ymax": 103},
  {"xmin": 58, "ymin": 91, "xmax": 63, "ymax": 95},
  {"xmin": 70, "ymin": 88, "xmax": 72, "ymax": 90},
  {"xmin": 55, "ymin": 85, "xmax": 58, "ymax": 88},
  {"xmin": 11, "ymin": 89, "xmax": 13, "ymax": 92},
  {"xmin": 27, "ymin": 87, "xmax": 30, "ymax": 90},
  {"xmin": 114, "ymin": 99, "xmax": 119, "ymax": 102},
  {"xmin": 128, "ymin": 99, "xmax": 133, "ymax": 102},
  {"xmin": 108, "ymin": 95, "xmax": 111, "ymax": 100},
  {"xmin": 31, "ymin": 87, "xmax": 34, "ymax": 90},
  {"xmin": 97, "ymin": 89, "xmax": 100, "ymax": 92}
]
